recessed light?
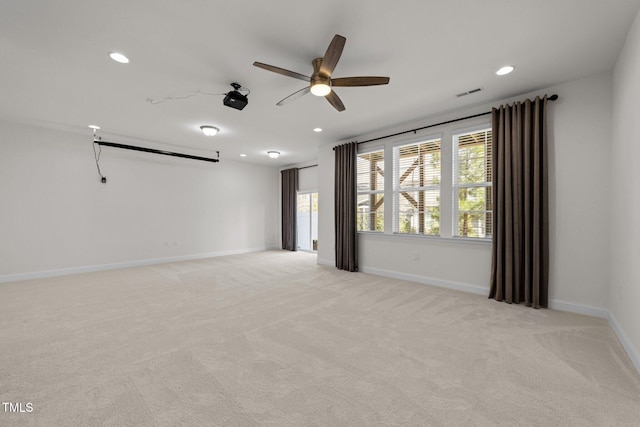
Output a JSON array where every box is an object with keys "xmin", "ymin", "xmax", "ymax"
[
  {"xmin": 313, "ymin": 128, "xmax": 323, "ymax": 132},
  {"xmin": 200, "ymin": 125, "xmax": 219, "ymax": 136},
  {"xmin": 496, "ymin": 65, "xmax": 514, "ymax": 76},
  {"xmin": 267, "ymin": 151, "xmax": 280, "ymax": 159},
  {"xmin": 109, "ymin": 52, "xmax": 130, "ymax": 64},
  {"xmin": 88, "ymin": 125, "xmax": 100, "ymax": 130},
  {"xmin": 240, "ymin": 154, "xmax": 247, "ymax": 157}
]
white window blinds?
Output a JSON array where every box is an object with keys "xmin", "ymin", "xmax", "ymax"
[
  {"xmin": 393, "ymin": 138, "xmax": 441, "ymax": 235},
  {"xmin": 356, "ymin": 150, "xmax": 384, "ymax": 232},
  {"xmin": 453, "ymin": 128, "xmax": 492, "ymax": 238}
]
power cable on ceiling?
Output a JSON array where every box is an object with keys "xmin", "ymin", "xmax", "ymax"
[
  {"xmin": 146, "ymin": 86, "xmax": 250, "ymax": 105},
  {"xmin": 91, "ymin": 129, "xmax": 107, "ymax": 183}
]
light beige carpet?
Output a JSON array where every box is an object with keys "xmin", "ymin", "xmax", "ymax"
[{"xmin": 1, "ymin": 250, "xmax": 639, "ymax": 426}]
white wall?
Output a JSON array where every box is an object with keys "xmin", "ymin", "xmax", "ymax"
[
  {"xmin": 548, "ymin": 74, "xmax": 612, "ymax": 310},
  {"xmin": 611, "ymin": 8, "xmax": 640, "ymax": 371},
  {"xmin": 319, "ymin": 72, "xmax": 613, "ymax": 315},
  {"xmin": 298, "ymin": 164, "xmax": 318, "ymax": 193},
  {"xmin": 0, "ymin": 120, "xmax": 279, "ymax": 279},
  {"xmin": 317, "ymin": 144, "xmax": 336, "ymax": 265}
]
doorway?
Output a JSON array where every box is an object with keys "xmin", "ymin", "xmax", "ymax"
[{"xmin": 297, "ymin": 192, "xmax": 318, "ymax": 252}]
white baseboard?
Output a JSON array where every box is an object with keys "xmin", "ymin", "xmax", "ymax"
[
  {"xmin": 358, "ymin": 265, "xmax": 488, "ymax": 295},
  {"xmin": 608, "ymin": 312, "xmax": 640, "ymax": 376},
  {"xmin": 316, "ymin": 258, "xmax": 334, "ymax": 267},
  {"xmin": 360, "ymin": 268, "xmax": 612, "ymax": 317},
  {"xmin": 548, "ymin": 299, "xmax": 609, "ymax": 319},
  {"xmin": 357, "ymin": 266, "xmax": 612, "ymax": 320},
  {"xmin": 0, "ymin": 246, "xmax": 277, "ymax": 284}
]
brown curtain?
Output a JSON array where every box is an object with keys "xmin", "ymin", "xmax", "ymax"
[
  {"xmin": 281, "ymin": 168, "xmax": 298, "ymax": 251},
  {"xmin": 489, "ymin": 96, "xmax": 549, "ymax": 308},
  {"xmin": 334, "ymin": 142, "xmax": 358, "ymax": 271}
]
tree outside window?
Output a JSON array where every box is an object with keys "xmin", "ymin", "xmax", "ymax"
[
  {"xmin": 454, "ymin": 129, "xmax": 492, "ymax": 238},
  {"xmin": 357, "ymin": 150, "xmax": 384, "ymax": 232}
]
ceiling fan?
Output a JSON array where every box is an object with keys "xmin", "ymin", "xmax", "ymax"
[{"xmin": 253, "ymin": 34, "xmax": 390, "ymax": 112}]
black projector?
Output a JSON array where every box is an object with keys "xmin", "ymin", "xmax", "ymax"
[{"xmin": 223, "ymin": 90, "xmax": 248, "ymax": 110}]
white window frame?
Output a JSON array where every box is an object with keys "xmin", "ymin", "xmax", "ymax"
[
  {"xmin": 392, "ymin": 134, "xmax": 442, "ymax": 236},
  {"xmin": 452, "ymin": 124, "xmax": 492, "ymax": 239},
  {"xmin": 296, "ymin": 191, "xmax": 318, "ymax": 251},
  {"xmin": 355, "ymin": 117, "xmax": 492, "ymax": 243},
  {"xmin": 356, "ymin": 147, "xmax": 385, "ymax": 233}
]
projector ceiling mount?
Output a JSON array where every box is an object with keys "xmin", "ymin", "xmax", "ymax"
[
  {"xmin": 253, "ymin": 34, "xmax": 390, "ymax": 112},
  {"xmin": 223, "ymin": 82, "xmax": 249, "ymax": 110}
]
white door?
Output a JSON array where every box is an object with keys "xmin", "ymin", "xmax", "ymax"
[{"xmin": 297, "ymin": 192, "xmax": 318, "ymax": 251}]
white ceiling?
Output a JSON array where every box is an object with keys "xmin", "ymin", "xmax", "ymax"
[{"xmin": 2, "ymin": 0, "xmax": 639, "ymax": 166}]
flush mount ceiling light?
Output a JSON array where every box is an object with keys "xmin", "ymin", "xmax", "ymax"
[
  {"xmin": 200, "ymin": 125, "xmax": 219, "ymax": 136},
  {"xmin": 267, "ymin": 151, "xmax": 280, "ymax": 159},
  {"xmin": 109, "ymin": 52, "xmax": 130, "ymax": 64},
  {"xmin": 313, "ymin": 127, "xmax": 323, "ymax": 132},
  {"xmin": 240, "ymin": 154, "xmax": 247, "ymax": 157},
  {"xmin": 496, "ymin": 65, "xmax": 514, "ymax": 76}
]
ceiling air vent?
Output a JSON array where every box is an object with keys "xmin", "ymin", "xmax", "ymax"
[{"xmin": 456, "ymin": 87, "xmax": 483, "ymax": 98}]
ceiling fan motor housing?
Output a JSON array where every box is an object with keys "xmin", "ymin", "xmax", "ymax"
[
  {"xmin": 310, "ymin": 58, "xmax": 331, "ymax": 95},
  {"xmin": 311, "ymin": 75, "xmax": 331, "ymax": 87}
]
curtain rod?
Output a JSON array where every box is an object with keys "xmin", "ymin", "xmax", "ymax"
[
  {"xmin": 94, "ymin": 140, "xmax": 220, "ymax": 163},
  {"xmin": 298, "ymin": 164, "xmax": 318, "ymax": 170},
  {"xmin": 356, "ymin": 94, "xmax": 558, "ymax": 146}
]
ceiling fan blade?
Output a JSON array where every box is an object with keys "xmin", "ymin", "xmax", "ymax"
[
  {"xmin": 253, "ymin": 62, "xmax": 310, "ymax": 82},
  {"xmin": 331, "ymin": 76, "xmax": 390, "ymax": 87},
  {"xmin": 325, "ymin": 90, "xmax": 345, "ymax": 112},
  {"xmin": 277, "ymin": 86, "xmax": 311, "ymax": 106},
  {"xmin": 319, "ymin": 35, "xmax": 346, "ymax": 78}
]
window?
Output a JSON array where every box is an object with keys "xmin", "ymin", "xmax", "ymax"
[
  {"xmin": 453, "ymin": 128, "xmax": 492, "ymax": 238},
  {"xmin": 356, "ymin": 119, "xmax": 492, "ymax": 240},
  {"xmin": 393, "ymin": 137, "xmax": 441, "ymax": 235},
  {"xmin": 356, "ymin": 150, "xmax": 384, "ymax": 232}
]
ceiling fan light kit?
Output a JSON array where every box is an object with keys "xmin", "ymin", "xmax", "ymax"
[
  {"xmin": 254, "ymin": 34, "xmax": 390, "ymax": 112},
  {"xmin": 310, "ymin": 82, "xmax": 331, "ymax": 96}
]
